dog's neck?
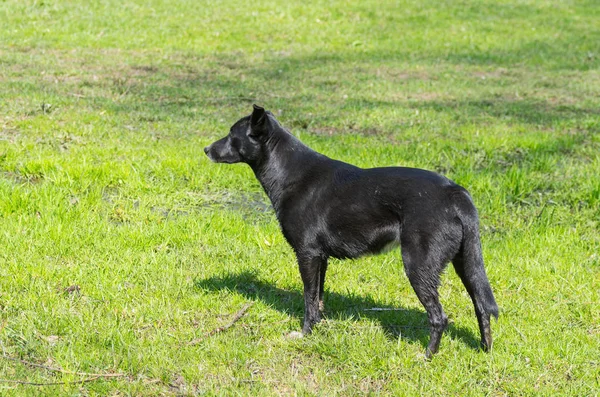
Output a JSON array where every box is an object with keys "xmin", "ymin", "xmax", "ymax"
[{"xmin": 250, "ymin": 125, "xmax": 320, "ymax": 214}]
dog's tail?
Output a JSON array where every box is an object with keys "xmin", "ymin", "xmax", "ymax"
[{"xmin": 452, "ymin": 188, "xmax": 499, "ymax": 320}]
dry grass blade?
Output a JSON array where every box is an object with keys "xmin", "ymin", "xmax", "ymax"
[
  {"xmin": 0, "ymin": 355, "xmax": 128, "ymax": 386},
  {"xmin": 188, "ymin": 302, "xmax": 254, "ymax": 345},
  {"xmin": 0, "ymin": 376, "xmax": 105, "ymax": 386},
  {"xmin": 1, "ymin": 355, "xmax": 127, "ymax": 378}
]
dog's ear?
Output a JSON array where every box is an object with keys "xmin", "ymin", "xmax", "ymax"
[{"xmin": 249, "ymin": 104, "xmax": 267, "ymax": 138}]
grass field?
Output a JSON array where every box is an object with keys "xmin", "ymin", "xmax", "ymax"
[{"xmin": 1, "ymin": 0, "xmax": 599, "ymax": 395}]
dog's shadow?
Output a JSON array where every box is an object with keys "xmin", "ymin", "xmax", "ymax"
[{"xmin": 195, "ymin": 271, "xmax": 481, "ymax": 351}]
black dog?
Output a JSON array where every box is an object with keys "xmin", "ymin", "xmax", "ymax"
[{"xmin": 204, "ymin": 105, "xmax": 498, "ymax": 357}]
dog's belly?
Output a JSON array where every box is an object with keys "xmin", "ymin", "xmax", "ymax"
[{"xmin": 325, "ymin": 224, "xmax": 401, "ymax": 259}]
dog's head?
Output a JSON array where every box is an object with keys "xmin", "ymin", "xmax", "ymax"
[{"xmin": 204, "ymin": 105, "xmax": 272, "ymax": 165}]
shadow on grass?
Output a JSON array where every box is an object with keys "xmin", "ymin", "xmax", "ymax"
[
  {"xmin": 413, "ymin": 98, "xmax": 600, "ymax": 127},
  {"xmin": 195, "ymin": 270, "xmax": 482, "ymax": 351},
  {"xmin": 21, "ymin": 43, "xmax": 598, "ymax": 135},
  {"xmin": 99, "ymin": 50, "xmax": 600, "ymax": 138}
]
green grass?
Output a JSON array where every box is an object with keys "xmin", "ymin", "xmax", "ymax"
[{"xmin": 1, "ymin": 0, "xmax": 599, "ymax": 395}]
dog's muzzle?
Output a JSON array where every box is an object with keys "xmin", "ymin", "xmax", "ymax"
[{"xmin": 203, "ymin": 145, "xmax": 214, "ymax": 162}]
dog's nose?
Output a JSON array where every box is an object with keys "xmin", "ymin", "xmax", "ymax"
[{"xmin": 203, "ymin": 146, "xmax": 209, "ymax": 154}]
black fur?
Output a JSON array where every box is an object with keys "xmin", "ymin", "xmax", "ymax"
[{"xmin": 204, "ymin": 105, "xmax": 498, "ymax": 357}]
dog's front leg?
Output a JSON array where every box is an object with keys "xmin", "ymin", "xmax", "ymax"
[
  {"xmin": 319, "ymin": 259, "xmax": 329, "ymax": 312},
  {"xmin": 298, "ymin": 254, "xmax": 325, "ymax": 334}
]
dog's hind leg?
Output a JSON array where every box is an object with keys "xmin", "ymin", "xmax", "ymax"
[
  {"xmin": 453, "ymin": 253, "xmax": 493, "ymax": 351},
  {"xmin": 318, "ymin": 259, "xmax": 329, "ymax": 312},
  {"xmin": 452, "ymin": 225, "xmax": 498, "ymax": 351},
  {"xmin": 401, "ymin": 241, "xmax": 448, "ymax": 358},
  {"xmin": 297, "ymin": 252, "xmax": 326, "ymax": 334},
  {"xmin": 452, "ymin": 189, "xmax": 498, "ymax": 351}
]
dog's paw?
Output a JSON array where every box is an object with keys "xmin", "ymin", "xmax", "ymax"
[{"xmin": 286, "ymin": 331, "xmax": 304, "ymax": 339}]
